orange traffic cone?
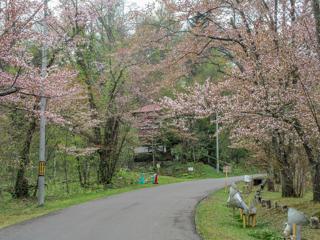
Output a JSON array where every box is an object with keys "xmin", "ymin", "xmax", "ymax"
[{"xmin": 154, "ymin": 174, "xmax": 159, "ymax": 184}]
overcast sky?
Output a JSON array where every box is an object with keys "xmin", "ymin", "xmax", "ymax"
[
  {"xmin": 49, "ymin": 0, "xmax": 153, "ymax": 9},
  {"xmin": 126, "ymin": 0, "xmax": 152, "ymax": 9}
]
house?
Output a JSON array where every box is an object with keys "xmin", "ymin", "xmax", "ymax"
[{"xmin": 132, "ymin": 104, "xmax": 167, "ymax": 158}]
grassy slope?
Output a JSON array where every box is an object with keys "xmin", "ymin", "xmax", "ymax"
[
  {"xmin": 196, "ymin": 184, "xmax": 320, "ymax": 240},
  {"xmin": 158, "ymin": 162, "xmax": 225, "ymax": 179},
  {"xmin": 258, "ymin": 190, "xmax": 320, "ymax": 240},
  {"xmin": 196, "ymin": 187, "xmax": 281, "ymax": 240},
  {"xmin": 0, "ymin": 176, "xmax": 184, "ymax": 229}
]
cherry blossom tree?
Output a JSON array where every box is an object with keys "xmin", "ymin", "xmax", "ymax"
[
  {"xmin": 52, "ymin": 0, "xmax": 147, "ymax": 185},
  {"xmin": 312, "ymin": 0, "xmax": 320, "ymax": 57},
  {"xmin": 142, "ymin": 0, "xmax": 320, "ymax": 201},
  {"xmin": 0, "ymin": 0, "xmax": 41, "ymax": 97},
  {"xmin": 0, "ymin": 0, "xmax": 85, "ymax": 198}
]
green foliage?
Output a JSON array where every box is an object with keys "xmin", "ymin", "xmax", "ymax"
[
  {"xmin": 248, "ymin": 229, "xmax": 282, "ymax": 240},
  {"xmin": 158, "ymin": 117, "xmax": 249, "ymax": 168},
  {"xmin": 160, "ymin": 162, "xmax": 224, "ymax": 179},
  {"xmin": 196, "ymin": 183, "xmax": 319, "ymax": 240},
  {"xmin": 257, "ymin": 188, "xmax": 320, "ymax": 240},
  {"xmin": 112, "ymin": 168, "xmax": 140, "ymax": 187},
  {"xmin": 195, "ymin": 187, "xmax": 280, "ymax": 240}
]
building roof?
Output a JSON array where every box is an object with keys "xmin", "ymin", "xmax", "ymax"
[{"xmin": 132, "ymin": 104, "xmax": 162, "ymax": 114}]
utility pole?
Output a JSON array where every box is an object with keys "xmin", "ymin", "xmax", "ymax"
[
  {"xmin": 216, "ymin": 112, "xmax": 219, "ymax": 173},
  {"xmin": 38, "ymin": 0, "xmax": 48, "ymax": 206}
]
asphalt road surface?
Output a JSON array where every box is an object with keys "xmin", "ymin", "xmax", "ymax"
[{"xmin": 0, "ymin": 176, "xmax": 243, "ymax": 240}]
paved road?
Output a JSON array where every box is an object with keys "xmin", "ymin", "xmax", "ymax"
[{"xmin": 0, "ymin": 177, "xmax": 243, "ymax": 240}]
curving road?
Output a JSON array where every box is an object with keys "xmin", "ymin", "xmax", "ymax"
[{"xmin": 0, "ymin": 177, "xmax": 243, "ymax": 240}]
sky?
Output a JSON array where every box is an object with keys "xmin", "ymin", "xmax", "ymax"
[
  {"xmin": 126, "ymin": 0, "xmax": 152, "ymax": 9},
  {"xmin": 49, "ymin": 0, "xmax": 153, "ymax": 9}
]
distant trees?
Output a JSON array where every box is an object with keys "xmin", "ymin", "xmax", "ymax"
[{"xmin": 159, "ymin": 116, "xmax": 248, "ymax": 167}]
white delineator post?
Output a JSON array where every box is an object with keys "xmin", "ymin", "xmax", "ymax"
[{"xmin": 38, "ymin": 0, "xmax": 48, "ymax": 206}]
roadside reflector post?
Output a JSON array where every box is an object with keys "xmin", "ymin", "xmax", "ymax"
[
  {"xmin": 293, "ymin": 224, "xmax": 296, "ymax": 240},
  {"xmin": 223, "ymin": 165, "xmax": 231, "ymax": 192},
  {"xmin": 292, "ymin": 224, "xmax": 302, "ymax": 240},
  {"xmin": 239, "ymin": 208, "xmax": 243, "ymax": 219}
]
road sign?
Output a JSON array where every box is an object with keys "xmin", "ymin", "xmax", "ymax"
[
  {"xmin": 244, "ymin": 175, "xmax": 252, "ymax": 183},
  {"xmin": 223, "ymin": 165, "xmax": 231, "ymax": 173},
  {"xmin": 188, "ymin": 167, "xmax": 194, "ymax": 172}
]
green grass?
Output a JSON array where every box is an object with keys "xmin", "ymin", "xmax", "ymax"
[
  {"xmin": 0, "ymin": 175, "xmax": 185, "ymax": 229},
  {"xmin": 155, "ymin": 161, "xmax": 259, "ymax": 179},
  {"xmin": 195, "ymin": 186, "xmax": 282, "ymax": 240},
  {"xmin": 257, "ymin": 188, "xmax": 320, "ymax": 240},
  {"xmin": 228, "ymin": 163, "xmax": 259, "ymax": 177},
  {"xmin": 156, "ymin": 162, "xmax": 225, "ymax": 179},
  {"xmin": 196, "ymin": 183, "xmax": 320, "ymax": 240}
]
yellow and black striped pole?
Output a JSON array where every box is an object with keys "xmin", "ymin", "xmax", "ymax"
[{"xmin": 38, "ymin": 161, "xmax": 46, "ymax": 177}]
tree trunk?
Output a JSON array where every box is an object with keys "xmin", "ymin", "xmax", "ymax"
[
  {"xmin": 98, "ymin": 149, "xmax": 107, "ymax": 184},
  {"xmin": 64, "ymin": 131, "xmax": 69, "ymax": 193},
  {"xmin": 64, "ymin": 156, "xmax": 69, "ymax": 194},
  {"xmin": 272, "ymin": 132, "xmax": 297, "ymax": 197},
  {"xmin": 14, "ymin": 115, "xmax": 37, "ymax": 198},
  {"xmin": 105, "ymin": 163, "xmax": 116, "ymax": 185},
  {"xmin": 267, "ymin": 178, "xmax": 275, "ymax": 192},
  {"xmin": 99, "ymin": 116, "xmax": 120, "ymax": 185},
  {"xmin": 14, "ymin": 169, "xmax": 29, "ymax": 198},
  {"xmin": 76, "ymin": 157, "xmax": 84, "ymax": 187},
  {"xmin": 312, "ymin": 0, "xmax": 320, "ymax": 58},
  {"xmin": 267, "ymin": 163, "xmax": 276, "ymax": 192},
  {"xmin": 83, "ymin": 159, "xmax": 90, "ymax": 186},
  {"xmin": 98, "ymin": 117, "xmax": 128, "ymax": 186},
  {"xmin": 281, "ymin": 169, "xmax": 296, "ymax": 197},
  {"xmin": 99, "ymin": 148, "xmax": 118, "ymax": 185},
  {"xmin": 312, "ymin": 161, "xmax": 320, "ymax": 202},
  {"xmin": 292, "ymin": 119, "xmax": 320, "ymax": 202},
  {"xmin": 53, "ymin": 157, "xmax": 56, "ymax": 182},
  {"xmin": 98, "ymin": 150, "xmax": 116, "ymax": 185}
]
